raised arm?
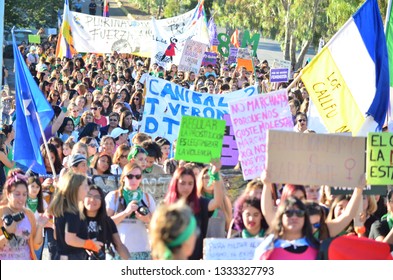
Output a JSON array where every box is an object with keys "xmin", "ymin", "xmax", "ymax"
[
  {"xmin": 260, "ymin": 170, "xmax": 276, "ymax": 227},
  {"xmin": 326, "ymin": 175, "xmax": 365, "ymax": 237},
  {"xmin": 207, "ymin": 159, "xmax": 225, "ymax": 212}
]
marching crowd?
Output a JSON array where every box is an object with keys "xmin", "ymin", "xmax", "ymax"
[{"xmin": 0, "ymin": 27, "xmax": 392, "ymax": 261}]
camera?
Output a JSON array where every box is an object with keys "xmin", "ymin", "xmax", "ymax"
[
  {"xmin": 137, "ymin": 206, "xmax": 150, "ymax": 216},
  {"xmin": 89, "ymin": 249, "xmax": 106, "ymax": 260},
  {"xmin": 2, "ymin": 212, "xmax": 25, "ymax": 226}
]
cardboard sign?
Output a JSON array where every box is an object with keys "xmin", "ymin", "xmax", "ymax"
[
  {"xmin": 203, "ymin": 238, "xmax": 264, "ymax": 260},
  {"xmin": 366, "ymin": 133, "xmax": 393, "ymax": 184},
  {"xmin": 228, "ymin": 90, "xmax": 293, "ymax": 180},
  {"xmin": 267, "ymin": 131, "xmax": 366, "ymax": 187},
  {"xmin": 270, "ymin": 68, "xmax": 289, "ymax": 83},
  {"xmin": 174, "ymin": 116, "xmax": 226, "ymax": 163},
  {"xmin": 178, "ymin": 40, "xmax": 207, "ymax": 74},
  {"xmin": 221, "ymin": 114, "xmax": 239, "ymax": 168},
  {"xmin": 202, "ymin": 52, "xmax": 218, "ymax": 67},
  {"xmin": 28, "ymin": 35, "xmax": 41, "ymax": 44},
  {"xmin": 272, "ymin": 59, "xmax": 291, "ymax": 71}
]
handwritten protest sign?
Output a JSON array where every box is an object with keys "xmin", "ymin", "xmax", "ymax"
[
  {"xmin": 272, "ymin": 59, "xmax": 291, "ymax": 71},
  {"xmin": 28, "ymin": 35, "xmax": 40, "ymax": 44},
  {"xmin": 175, "ymin": 116, "xmax": 225, "ymax": 163},
  {"xmin": 221, "ymin": 114, "xmax": 239, "ymax": 168},
  {"xmin": 203, "ymin": 238, "xmax": 263, "ymax": 260},
  {"xmin": 267, "ymin": 131, "xmax": 366, "ymax": 187},
  {"xmin": 178, "ymin": 40, "xmax": 207, "ymax": 74},
  {"xmin": 140, "ymin": 77, "xmax": 258, "ymax": 144},
  {"xmin": 237, "ymin": 48, "xmax": 253, "ymax": 72},
  {"xmin": 227, "ymin": 47, "xmax": 238, "ymax": 65},
  {"xmin": 366, "ymin": 132, "xmax": 393, "ymax": 184},
  {"xmin": 270, "ymin": 68, "xmax": 289, "ymax": 83},
  {"xmin": 228, "ymin": 89, "xmax": 293, "ymax": 180},
  {"xmin": 202, "ymin": 52, "xmax": 218, "ymax": 67}
]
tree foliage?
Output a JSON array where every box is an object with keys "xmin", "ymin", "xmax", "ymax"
[{"xmin": 4, "ymin": 0, "xmax": 62, "ymax": 29}]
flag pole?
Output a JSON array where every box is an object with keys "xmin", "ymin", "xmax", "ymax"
[
  {"xmin": 35, "ymin": 112, "xmax": 57, "ymax": 177},
  {"xmin": 385, "ymin": 0, "xmax": 392, "ymax": 32}
]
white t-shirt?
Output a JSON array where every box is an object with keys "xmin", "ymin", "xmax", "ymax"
[{"xmin": 105, "ymin": 191, "xmax": 156, "ymax": 253}]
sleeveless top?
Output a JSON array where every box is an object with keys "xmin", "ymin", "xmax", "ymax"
[{"xmin": 0, "ymin": 216, "xmax": 32, "ymax": 260}]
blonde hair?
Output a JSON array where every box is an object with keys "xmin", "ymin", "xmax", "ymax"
[
  {"xmin": 150, "ymin": 199, "xmax": 193, "ymax": 260},
  {"xmin": 113, "ymin": 144, "xmax": 130, "ymax": 165},
  {"xmin": 365, "ymin": 195, "xmax": 378, "ymax": 216},
  {"xmin": 118, "ymin": 162, "xmax": 143, "ymax": 194},
  {"xmin": 48, "ymin": 172, "xmax": 87, "ymax": 220}
]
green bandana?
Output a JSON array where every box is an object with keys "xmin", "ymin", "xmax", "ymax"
[
  {"xmin": 382, "ymin": 213, "xmax": 393, "ymax": 230},
  {"xmin": 127, "ymin": 145, "xmax": 148, "ymax": 161},
  {"xmin": 241, "ymin": 228, "xmax": 265, "ymax": 238},
  {"xmin": 167, "ymin": 215, "xmax": 197, "ymax": 248},
  {"xmin": 143, "ymin": 166, "xmax": 153, "ymax": 174},
  {"xmin": 27, "ymin": 197, "xmax": 38, "ymax": 213},
  {"xmin": 122, "ymin": 188, "xmax": 143, "ymax": 205}
]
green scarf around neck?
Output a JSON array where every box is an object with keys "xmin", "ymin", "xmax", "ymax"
[
  {"xmin": 242, "ymin": 228, "xmax": 265, "ymax": 238},
  {"xmin": 27, "ymin": 197, "xmax": 38, "ymax": 213}
]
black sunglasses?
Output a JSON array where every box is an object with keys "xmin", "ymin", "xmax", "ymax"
[
  {"xmin": 284, "ymin": 209, "xmax": 305, "ymax": 218},
  {"xmin": 126, "ymin": 174, "xmax": 142, "ymax": 180}
]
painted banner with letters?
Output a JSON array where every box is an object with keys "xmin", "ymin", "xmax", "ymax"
[
  {"xmin": 140, "ymin": 77, "xmax": 258, "ymax": 144},
  {"xmin": 68, "ymin": 7, "xmax": 196, "ymax": 55}
]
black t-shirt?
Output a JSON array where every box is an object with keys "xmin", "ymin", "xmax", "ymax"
[
  {"xmin": 86, "ymin": 215, "xmax": 118, "ymax": 244},
  {"xmin": 189, "ymin": 197, "xmax": 213, "ymax": 260},
  {"xmin": 89, "ymin": 3, "xmax": 97, "ymax": 15},
  {"xmin": 369, "ymin": 219, "xmax": 391, "ymax": 240},
  {"xmin": 55, "ymin": 211, "xmax": 88, "ymax": 257}
]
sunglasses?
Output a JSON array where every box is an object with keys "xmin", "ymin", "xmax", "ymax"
[
  {"xmin": 120, "ymin": 155, "xmax": 128, "ymax": 159},
  {"xmin": 297, "ymin": 119, "xmax": 307, "ymax": 123},
  {"xmin": 133, "ymin": 98, "xmax": 139, "ymax": 101},
  {"xmin": 53, "ymin": 94, "xmax": 59, "ymax": 97},
  {"xmin": 126, "ymin": 174, "xmax": 142, "ymax": 180},
  {"xmin": 284, "ymin": 209, "xmax": 305, "ymax": 218},
  {"xmin": 90, "ymin": 107, "xmax": 98, "ymax": 110}
]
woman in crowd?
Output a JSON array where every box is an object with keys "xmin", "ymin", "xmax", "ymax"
[
  {"xmin": 150, "ymin": 200, "xmax": 198, "ymax": 260},
  {"xmin": 79, "ymin": 136, "xmax": 99, "ymax": 166},
  {"xmin": 100, "ymin": 135, "xmax": 116, "ymax": 157},
  {"xmin": 48, "ymin": 172, "xmax": 102, "ymax": 260},
  {"xmin": 58, "ymin": 117, "xmax": 79, "ymax": 142},
  {"xmin": 77, "ymin": 111, "xmax": 94, "ymax": 133},
  {"xmin": 254, "ymin": 196, "xmax": 319, "ymax": 260},
  {"xmin": 2, "ymin": 124, "xmax": 15, "ymax": 176},
  {"xmin": 229, "ymin": 193, "xmax": 268, "ymax": 238},
  {"xmin": 130, "ymin": 90, "xmax": 143, "ymax": 121},
  {"xmin": 105, "ymin": 163, "xmax": 156, "ymax": 259},
  {"xmin": 90, "ymin": 153, "xmax": 112, "ymax": 176},
  {"xmin": 99, "ymin": 94, "xmax": 113, "ymax": 117},
  {"xmin": 26, "ymin": 176, "xmax": 49, "ymax": 259},
  {"xmin": 111, "ymin": 144, "xmax": 131, "ymax": 176},
  {"xmin": 197, "ymin": 166, "xmax": 232, "ymax": 236},
  {"xmin": 164, "ymin": 160, "xmax": 224, "ymax": 260},
  {"xmin": 78, "ymin": 123, "xmax": 100, "ymax": 143},
  {"xmin": 127, "ymin": 145, "xmax": 148, "ymax": 172},
  {"xmin": 0, "ymin": 171, "xmax": 48, "ymax": 259},
  {"xmin": 83, "ymin": 185, "xmax": 130, "ymax": 260},
  {"xmin": 0, "ymin": 132, "xmax": 14, "ymax": 189},
  {"xmin": 155, "ymin": 137, "xmax": 171, "ymax": 167},
  {"xmin": 48, "ymin": 137, "xmax": 64, "ymax": 163},
  {"xmin": 369, "ymin": 190, "xmax": 393, "ymax": 244},
  {"xmin": 119, "ymin": 110, "xmax": 135, "ymax": 141},
  {"xmin": 141, "ymin": 140, "xmax": 164, "ymax": 175}
]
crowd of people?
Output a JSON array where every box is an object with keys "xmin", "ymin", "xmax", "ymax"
[{"xmin": 0, "ymin": 19, "xmax": 392, "ymax": 260}]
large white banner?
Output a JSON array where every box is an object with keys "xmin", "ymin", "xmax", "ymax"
[
  {"xmin": 68, "ymin": 7, "xmax": 196, "ymax": 55},
  {"xmin": 228, "ymin": 89, "xmax": 293, "ymax": 180},
  {"xmin": 140, "ymin": 77, "xmax": 259, "ymax": 144}
]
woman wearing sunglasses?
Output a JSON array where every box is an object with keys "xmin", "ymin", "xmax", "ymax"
[
  {"xmin": 105, "ymin": 162, "xmax": 156, "ymax": 259},
  {"xmin": 254, "ymin": 196, "xmax": 319, "ymax": 260}
]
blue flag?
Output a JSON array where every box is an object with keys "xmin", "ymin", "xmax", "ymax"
[{"xmin": 12, "ymin": 30, "xmax": 54, "ymax": 174}]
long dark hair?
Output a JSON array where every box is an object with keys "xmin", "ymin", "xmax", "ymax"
[
  {"xmin": 27, "ymin": 176, "xmax": 45, "ymax": 213},
  {"xmin": 40, "ymin": 143, "xmax": 63, "ymax": 174},
  {"xmin": 78, "ymin": 123, "xmax": 99, "ymax": 141},
  {"xmin": 83, "ymin": 185, "xmax": 110, "ymax": 245},
  {"xmin": 272, "ymin": 196, "xmax": 319, "ymax": 249}
]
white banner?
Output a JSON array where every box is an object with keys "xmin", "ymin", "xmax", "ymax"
[
  {"xmin": 140, "ymin": 77, "xmax": 259, "ymax": 144},
  {"xmin": 69, "ymin": 7, "xmax": 196, "ymax": 55},
  {"xmin": 228, "ymin": 89, "xmax": 293, "ymax": 180}
]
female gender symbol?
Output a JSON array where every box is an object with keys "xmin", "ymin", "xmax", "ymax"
[{"xmin": 344, "ymin": 158, "xmax": 356, "ymax": 180}]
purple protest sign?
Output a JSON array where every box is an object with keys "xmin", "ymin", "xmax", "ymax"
[
  {"xmin": 221, "ymin": 114, "xmax": 239, "ymax": 169},
  {"xmin": 270, "ymin": 68, "xmax": 289, "ymax": 83},
  {"xmin": 202, "ymin": 52, "xmax": 218, "ymax": 67},
  {"xmin": 227, "ymin": 47, "xmax": 238, "ymax": 65}
]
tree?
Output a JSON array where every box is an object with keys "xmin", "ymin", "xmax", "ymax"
[{"xmin": 5, "ymin": 0, "xmax": 62, "ymax": 29}]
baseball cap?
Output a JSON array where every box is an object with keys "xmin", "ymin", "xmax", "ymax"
[{"xmin": 110, "ymin": 127, "xmax": 129, "ymax": 139}]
